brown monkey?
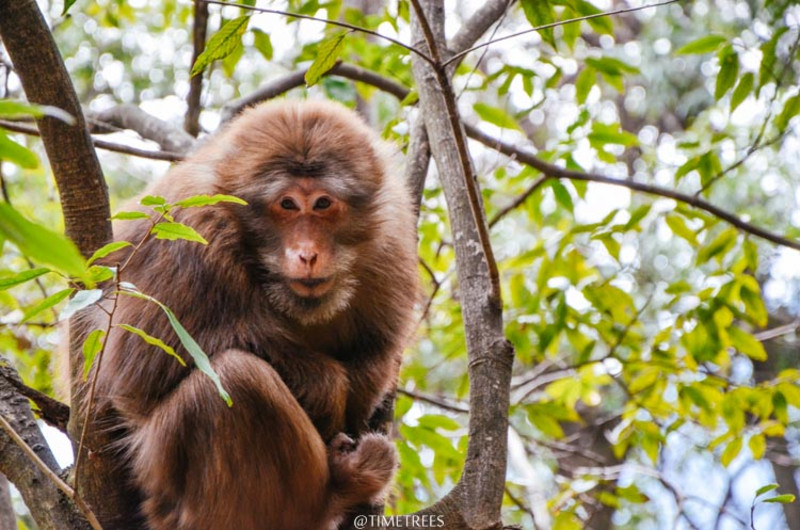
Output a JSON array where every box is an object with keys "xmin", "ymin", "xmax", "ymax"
[{"xmin": 74, "ymin": 100, "xmax": 419, "ymax": 530}]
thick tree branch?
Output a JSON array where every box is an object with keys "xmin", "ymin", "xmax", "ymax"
[
  {"xmin": 0, "ymin": 358, "xmax": 92, "ymax": 530},
  {"xmin": 410, "ymin": 1, "xmax": 514, "ymax": 529},
  {"xmin": 87, "ymin": 104, "xmax": 194, "ymax": 155},
  {"xmin": 185, "ymin": 0, "xmax": 209, "ymax": 136},
  {"xmin": 0, "ymin": 362, "xmax": 70, "ymax": 432}
]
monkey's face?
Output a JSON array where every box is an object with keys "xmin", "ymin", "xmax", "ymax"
[{"xmin": 255, "ymin": 176, "xmax": 366, "ymax": 325}]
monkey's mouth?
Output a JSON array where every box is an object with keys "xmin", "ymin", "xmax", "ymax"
[{"xmin": 287, "ymin": 277, "xmax": 333, "ymax": 298}]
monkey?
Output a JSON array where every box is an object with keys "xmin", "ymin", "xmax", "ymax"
[{"xmin": 73, "ymin": 99, "xmax": 419, "ymax": 530}]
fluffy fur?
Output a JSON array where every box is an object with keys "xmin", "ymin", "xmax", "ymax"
[{"xmin": 74, "ymin": 100, "xmax": 419, "ymax": 530}]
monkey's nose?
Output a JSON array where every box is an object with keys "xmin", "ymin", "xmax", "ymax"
[{"xmin": 298, "ymin": 251, "xmax": 318, "ymax": 267}]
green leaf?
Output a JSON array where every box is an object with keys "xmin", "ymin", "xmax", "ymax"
[
  {"xmin": 116, "ymin": 324, "xmax": 186, "ymax": 366},
  {"xmin": 251, "ymin": 28, "xmax": 273, "ymax": 60},
  {"xmin": 756, "ymin": 484, "xmax": 779, "ymax": 497},
  {"xmin": 0, "ymin": 268, "xmax": 50, "ymax": 291},
  {"xmin": 0, "ymin": 130, "xmax": 39, "ymax": 169},
  {"xmin": 140, "ymin": 195, "xmax": 167, "ymax": 207},
  {"xmin": 676, "ymin": 35, "xmax": 727, "ymax": 55},
  {"xmin": 111, "ymin": 211, "xmax": 149, "ymax": 221},
  {"xmin": 730, "ymin": 72, "xmax": 754, "ymax": 112},
  {"xmin": 749, "ymin": 433, "xmax": 766, "ymax": 460},
  {"xmin": 0, "ymin": 101, "xmax": 75, "ymax": 124},
  {"xmin": 715, "ymin": 46, "xmax": 739, "ymax": 100},
  {"xmin": 0, "ymin": 203, "xmax": 86, "ymax": 279},
  {"xmin": 119, "ymin": 286, "xmax": 231, "ymax": 406},
  {"xmin": 60, "ymin": 289, "xmax": 103, "ymax": 320},
  {"xmin": 665, "ymin": 214, "xmax": 698, "ymax": 245},
  {"xmin": 763, "ymin": 494, "xmax": 796, "ymax": 504},
  {"xmin": 520, "ymin": 0, "xmax": 555, "ymax": 48},
  {"xmin": 191, "ymin": 16, "xmax": 251, "ymax": 77},
  {"xmin": 62, "ymin": 0, "xmax": 78, "ymax": 15},
  {"xmin": 775, "ymin": 94, "xmax": 800, "ymax": 132},
  {"xmin": 728, "ymin": 327, "xmax": 767, "ymax": 361},
  {"xmin": 473, "ymin": 103, "xmax": 522, "ymax": 131},
  {"xmin": 550, "ymin": 180, "xmax": 574, "ymax": 212},
  {"xmin": 697, "ymin": 228, "xmax": 737, "ymax": 265},
  {"xmin": 21, "ymin": 288, "xmax": 74, "ymax": 323},
  {"xmin": 585, "ymin": 56, "xmax": 639, "ymax": 76},
  {"xmin": 758, "ymin": 27, "xmax": 787, "ymax": 92},
  {"xmin": 575, "ymin": 66, "xmax": 596, "ymax": 105},
  {"xmin": 720, "ymin": 437, "xmax": 742, "ymax": 467},
  {"xmin": 87, "ymin": 241, "xmax": 132, "ymax": 266},
  {"xmin": 151, "ymin": 222, "xmax": 208, "ymax": 245},
  {"xmin": 82, "ymin": 329, "xmax": 105, "ymax": 380},
  {"xmin": 174, "ymin": 194, "xmax": 247, "ymax": 208},
  {"xmin": 588, "ymin": 122, "xmax": 639, "ymax": 148},
  {"xmin": 305, "ymin": 31, "xmax": 349, "ymax": 87}
]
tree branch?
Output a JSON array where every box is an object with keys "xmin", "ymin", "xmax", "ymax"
[
  {"xmin": 444, "ymin": 0, "xmax": 681, "ymax": 67},
  {"xmin": 467, "ymin": 124, "xmax": 800, "ymax": 251},
  {"xmin": 87, "ymin": 104, "xmax": 194, "ymax": 155},
  {"xmin": 0, "ymin": 357, "xmax": 92, "ymax": 530},
  {"xmin": 448, "ymin": 0, "xmax": 515, "ymax": 67},
  {"xmin": 410, "ymin": 1, "xmax": 514, "ymax": 528},
  {"xmin": 199, "ymin": 0, "xmax": 434, "ymax": 65},
  {"xmin": 0, "ymin": 362, "xmax": 70, "ymax": 433},
  {"xmin": 185, "ymin": 0, "xmax": 209, "ymax": 136},
  {"xmin": 1, "ymin": 118, "xmax": 186, "ymax": 161}
]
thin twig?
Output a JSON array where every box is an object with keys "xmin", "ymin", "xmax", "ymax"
[
  {"xmin": 198, "ymin": 0, "xmax": 434, "ymax": 65},
  {"xmin": 0, "ymin": 414, "xmax": 102, "ymax": 529},
  {"xmin": 444, "ymin": 0, "xmax": 682, "ymax": 67},
  {"xmin": 398, "ymin": 388, "xmax": 469, "ymax": 414},
  {"xmin": 466, "ymin": 124, "xmax": 800, "ymax": 252}
]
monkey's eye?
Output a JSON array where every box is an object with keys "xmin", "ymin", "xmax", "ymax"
[
  {"xmin": 314, "ymin": 197, "xmax": 332, "ymax": 210},
  {"xmin": 280, "ymin": 198, "xmax": 299, "ymax": 210}
]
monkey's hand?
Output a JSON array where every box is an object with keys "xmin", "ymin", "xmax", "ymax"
[{"xmin": 328, "ymin": 432, "xmax": 397, "ymax": 511}]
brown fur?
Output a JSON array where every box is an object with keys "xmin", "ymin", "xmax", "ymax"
[{"xmin": 74, "ymin": 100, "xmax": 419, "ymax": 530}]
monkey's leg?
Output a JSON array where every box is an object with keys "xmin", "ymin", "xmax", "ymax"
[{"xmin": 129, "ymin": 349, "xmax": 331, "ymax": 530}]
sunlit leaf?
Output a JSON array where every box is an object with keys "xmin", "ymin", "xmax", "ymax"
[
  {"xmin": 715, "ymin": 46, "xmax": 739, "ymax": 100},
  {"xmin": 191, "ymin": 16, "xmax": 250, "ymax": 77},
  {"xmin": 0, "ymin": 130, "xmax": 39, "ymax": 169},
  {"xmin": 473, "ymin": 103, "xmax": 522, "ymax": 131},
  {"xmin": 174, "ymin": 194, "xmax": 247, "ymax": 208},
  {"xmin": 306, "ymin": 31, "xmax": 349, "ymax": 87},
  {"xmin": 117, "ymin": 324, "xmax": 186, "ymax": 366},
  {"xmin": 763, "ymin": 494, "xmax": 796, "ymax": 504},
  {"xmin": 0, "ymin": 203, "xmax": 86, "ymax": 279},
  {"xmin": 21, "ymin": 288, "xmax": 74, "ymax": 323},
  {"xmin": 151, "ymin": 222, "xmax": 208, "ymax": 245},
  {"xmin": 730, "ymin": 72, "xmax": 754, "ymax": 112},
  {"xmin": 0, "ymin": 268, "xmax": 50, "ymax": 291},
  {"xmin": 82, "ymin": 329, "xmax": 105, "ymax": 379},
  {"xmin": 0, "ymin": 100, "xmax": 75, "ymax": 124},
  {"xmin": 87, "ymin": 241, "xmax": 132, "ymax": 266},
  {"xmin": 119, "ymin": 286, "xmax": 231, "ymax": 405},
  {"xmin": 252, "ymin": 28, "xmax": 273, "ymax": 60},
  {"xmin": 676, "ymin": 35, "xmax": 727, "ymax": 55},
  {"xmin": 60, "ymin": 289, "xmax": 103, "ymax": 320}
]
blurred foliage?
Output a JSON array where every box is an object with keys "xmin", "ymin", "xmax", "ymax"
[{"xmin": 3, "ymin": 0, "xmax": 800, "ymax": 528}]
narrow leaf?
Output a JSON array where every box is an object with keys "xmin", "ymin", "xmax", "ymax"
[
  {"xmin": 60, "ymin": 289, "xmax": 103, "ymax": 320},
  {"xmin": 763, "ymin": 494, "xmax": 796, "ymax": 504},
  {"xmin": 21, "ymin": 288, "xmax": 74, "ymax": 323},
  {"xmin": 305, "ymin": 31, "xmax": 349, "ymax": 87},
  {"xmin": 0, "ymin": 101, "xmax": 75, "ymax": 124},
  {"xmin": 174, "ymin": 194, "xmax": 247, "ymax": 208},
  {"xmin": 676, "ymin": 35, "xmax": 727, "ymax": 55},
  {"xmin": 0, "ymin": 268, "xmax": 50, "ymax": 291},
  {"xmin": 88, "ymin": 241, "xmax": 132, "ymax": 266},
  {"xmin": 151, "ymin": 222, "xmax": 208, "ymax": 245},
  {"xmin": 119, "ymin": 287, "xmax": 231, "ymax": 405},
  {"xmin": 775, "ymin": 94, "xmax": 800, "ymax": 132},
  {"xmin": 728, "ymin": 327, "xmax": 767, "ymax": 361},
  {"xmin": 0, "ymin": 130, "xmax": 39, "ymax": 169},
  {"xmin": 715, "ymin": 47, "xmax": 739, "ymax": 100},
  {"xmin": 82, "ymin": 329, "xmax": 105, "ymax": 379},
  {"xmin": 140, "ymin": 195, "xmax": 167, "ymax": 207},
  {"xmin": 473, "ymin": 103, "xmax": 522, "ymax": 131},
  {"xmin": 0, "ymin": 203, "xmax": 86, "ymax": 279},
  {"xmin": 730, "ymin": 72, "xmax": 754, "ymax": 112},
  {"xmin": 252, "ymin": 28, "xmax": 273, "ymax": 60},
  {"xmin": 111, "ymin": 211, "xmax": 149, "ymax": 221},
  {"xmin": 116, "ymin": 324, "xmax": 186, "ymax": 366},
  {"xmin": 755, "ymin": 484, "xmax": 779, "ymax": 498},
  {"xmin": 191, "ymin": 16, "xmax": 250, "ymax": 77}
]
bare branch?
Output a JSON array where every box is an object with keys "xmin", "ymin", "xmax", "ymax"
[
  {"xmin": 444, "ymin": 0, "xmax": 681, "ymax": 67},
  {"xmin": 0, "ymin": 119, "xmax": 185, "ymax": 161},
  {"xmin": 466, "ymin": 124, "xmax": 800, "ymax": 252},
  {"xmin": 449, "ymin": 0, "xmax": 515, "ymax": 58},
  {"xmin": 200, "ymin": 0, "xmax": 434, "ymax": 65},
  {"xmin": 87, "ymin": 104, "xmax": 195, "ymax": 155},
  {"xmin": 0, "ymin": 362, "xmax": 69, "ymax": 432},
  {"xmin": 398, "ymin": 388, "xmax": 469, "ymax": 414}
]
